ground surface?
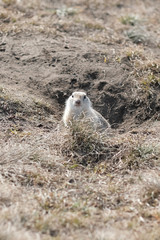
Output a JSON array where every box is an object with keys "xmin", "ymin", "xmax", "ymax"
[{"xmin": 0, "ymin": 0, "xmax": 160, "ymax": 239}]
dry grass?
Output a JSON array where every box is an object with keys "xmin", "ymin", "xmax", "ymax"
[
  {"xmin": 61, "ymin": 119, "xmax": 159, "ymax": 172},
  {"xmin": 120, "ymin": 15, "xmax": 139, "ymax": 26},
  {"xmin": 116, "ymin": 46, "xmax": 160, "ymax": 122},
  {"xmin": 0, "ymin": 112, "xmax": 160, "ymax": 239}
]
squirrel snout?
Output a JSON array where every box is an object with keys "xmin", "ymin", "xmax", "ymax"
[{"xmin": 75, "ymin": 100, "xmax": 81, "ymax": 106}]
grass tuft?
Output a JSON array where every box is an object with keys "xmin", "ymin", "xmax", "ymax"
[
  {"xmin": 120, "ymin": 15, "xmax": 139, "ymax": 26},
  {"xmin": 143, "ymin": 182, "xmax": 160, "ymax": 206},
  {"xmin": 2, "ymin": 0, "xmax": 16, "ymax": 6},
  {"xmin": 62, "ymin": 119, "xmax": 114, "ymax": 166},
  {"xmin": 127, "ymin": 28, "xmax": 148, "ymax": 44},
  {"xmin": 56, "ymin": 7, "xmax": 78, "ymax": 17}
]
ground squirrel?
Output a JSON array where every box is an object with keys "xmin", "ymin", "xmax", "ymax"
[{"xmin": 63, "ymin": 91, "xmax": 110, "ymax": 130}]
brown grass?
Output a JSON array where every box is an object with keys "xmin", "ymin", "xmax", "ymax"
[{"xmin": 1, "ymin": 112, "xmax": 159, "ymax": 239}]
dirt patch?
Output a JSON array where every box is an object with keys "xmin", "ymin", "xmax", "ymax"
[
  {"xmin": 1, "ymin": 32, "xmax": 159, "ymax": 129},
  {"xmin": 0, "ymin": 0, "xmax": 160, "ymax": 130}
]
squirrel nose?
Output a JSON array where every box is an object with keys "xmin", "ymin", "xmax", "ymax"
[{"xmin": 75, "ymin": 100, "xmax": 81, "ymax": 105}]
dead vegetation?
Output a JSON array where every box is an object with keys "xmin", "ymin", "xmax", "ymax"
[
  {"xmin": 1, "ymin": 115, "xmax": 159, "ymax": 239},
  {"xmin": 61, "ymin": 120, "xmax": 159, "ymax": 172}
]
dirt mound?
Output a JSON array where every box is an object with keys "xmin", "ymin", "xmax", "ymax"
[
  {"xmin": 1, "ymin": 33, "xmax": 159, "ymax": 130},
  {"xmin": 0, "ymin": 0, "xmax": 159, "ymax": 131}
]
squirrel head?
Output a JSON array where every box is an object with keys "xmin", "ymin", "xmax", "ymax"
[{"xmin": 67, "ymin": 91, "xmax": 92, "ymax": 111}]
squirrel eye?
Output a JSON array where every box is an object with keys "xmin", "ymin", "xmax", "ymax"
[
  {"xmin": 72, "ymin": 95, "xmax": 74, "ymax": 98},
  {"xmin": 83, "ymin": 95, "xmax": 86, "ymax": 100}
]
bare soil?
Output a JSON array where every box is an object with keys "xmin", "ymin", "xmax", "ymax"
[{"xmin": 0, "ymin": 0, "xmax": 160, "ymax": 239}]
